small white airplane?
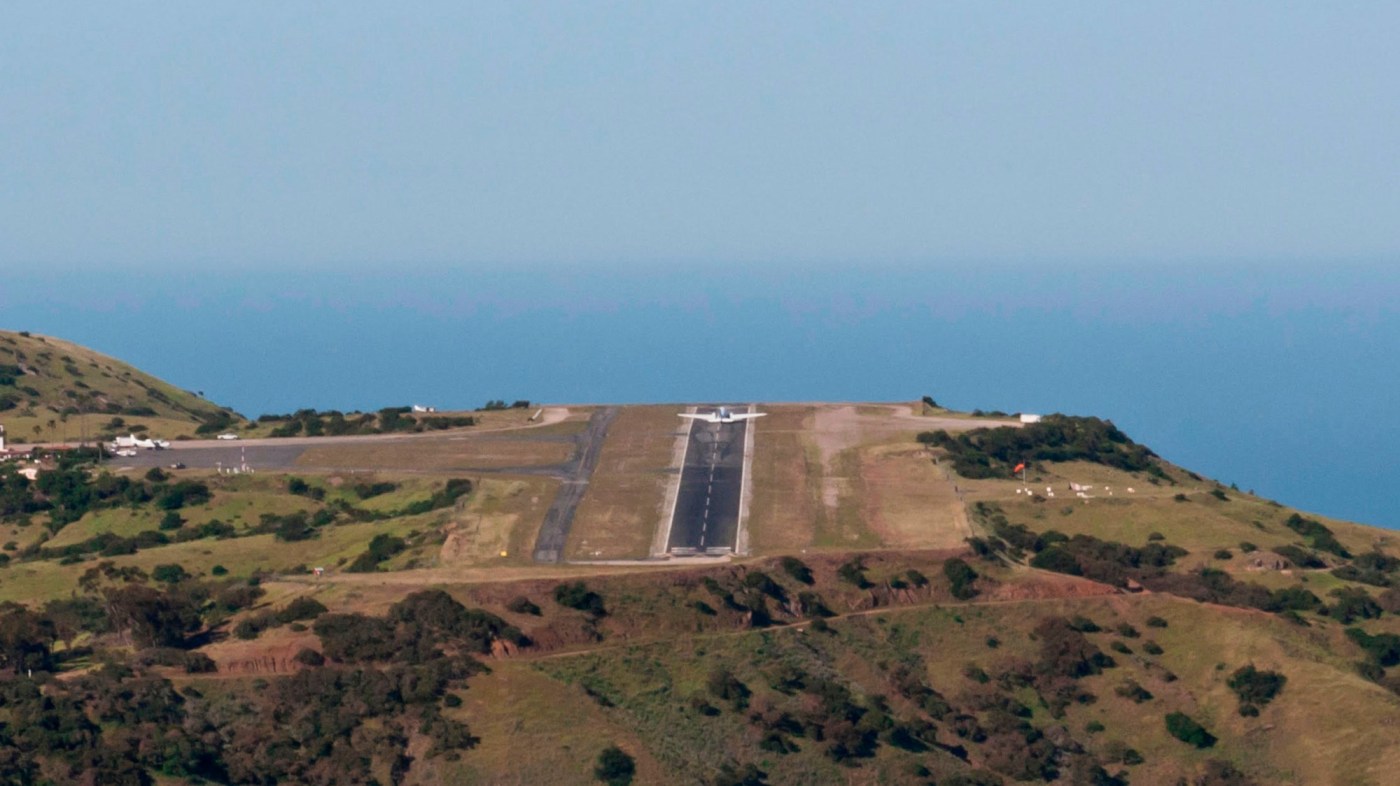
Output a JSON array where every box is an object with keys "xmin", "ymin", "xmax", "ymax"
[
  {"xmin": 112, "ymin": 434, "xmax": 169, "ymax": 450},
  {"xmin": 679, "ymin": 406, "xmax": 766, "ymax": 424}
]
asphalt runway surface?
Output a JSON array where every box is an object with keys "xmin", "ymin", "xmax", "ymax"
[{"xmin": 667, "ymin": 416, "xmax": 747, "ymax": 554}]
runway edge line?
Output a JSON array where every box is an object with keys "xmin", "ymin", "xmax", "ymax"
[
  {"xmin": 652, "ymin": 406, "xmax": 694, "ymax": 557},
  {"xmin": 735, "ymin": 403, "xmax": 757, "ymax": 556}
]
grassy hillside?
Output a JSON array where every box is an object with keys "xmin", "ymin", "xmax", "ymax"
[
  {"xmin": 28, "ymin": 549, "xmax": 1390, "ymax": 785},
  {"xmin": 4, "ymin": 394, "xmax": 1400, "ymax": 783},
  {"xmin": 0, "ymin": 329, "xmax": 239, "ymax": 442}
]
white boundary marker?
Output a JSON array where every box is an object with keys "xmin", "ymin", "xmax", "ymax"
[
  {"xmin": 652, "ymin": 406, "xmax": 695, "ymax": 557},
  {"xmin": 735, "ymin": 403, "xmax": 757, "ymax": 556}
]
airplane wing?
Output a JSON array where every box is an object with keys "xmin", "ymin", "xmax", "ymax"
[
  {"xmin": 678, "ymin": 413, "xmax": 719, "ymax": 422},
  {"xmin": 727, "ymin": 413, "xmax": 766, "ymax": 421}
]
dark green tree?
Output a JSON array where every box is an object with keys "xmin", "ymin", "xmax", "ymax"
[{"xmin": 594, "ymin": 745, "xmax": 635, "ymax": 785}]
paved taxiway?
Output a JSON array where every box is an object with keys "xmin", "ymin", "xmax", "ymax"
[{"xmin": 100, "ymin": 409, "xmax": 619, "ymax": 565}]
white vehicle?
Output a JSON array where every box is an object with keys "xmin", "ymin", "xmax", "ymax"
[
  {"xmin": 216, "ymin": 433, "xmax": 240, "ymax": 440},
  {"xmin": 678, "ymin": 406, "xmax": 766, "ymax": 425},
  {"xmin": 114, "ymin": 448, "xmax": 138, "ymax": 457}
]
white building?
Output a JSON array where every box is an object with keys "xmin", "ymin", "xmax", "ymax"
[{"xmin": 1020, "ymin": 413, "xmax": 1043, "ymax": 424}]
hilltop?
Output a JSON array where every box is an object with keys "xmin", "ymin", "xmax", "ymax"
[
  {"xmin": 0, "ymin": 329, "xmax": 239, "ymax": 442},
  {"xmin": 0, "ymin": 337, "xmax": 1399, "ymax": 784}
]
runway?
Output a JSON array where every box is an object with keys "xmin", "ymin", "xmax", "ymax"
[{"xmin": 666, "ymin": 412, "xmax": 749, "ymax": 555}]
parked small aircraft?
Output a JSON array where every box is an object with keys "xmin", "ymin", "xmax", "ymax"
[{"xmin": 112, "ymin": 434, "xmax": 171, "ymax": 450}]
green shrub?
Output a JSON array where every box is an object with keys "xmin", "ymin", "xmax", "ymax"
[
  {"xmin": 916, "ymin": 415, "xmax": 1158, "ymax": 478},
  {"xmin": 1284, "ymin": 513, "xmax": 1350, "ymax": 558},
  {"xmin": 554, "ymin": 581, "xmax": 606, "ymax": 616},
  {"xmin": 1030, "ymin": 546, "xmax": 1082, "ymax": 576},
  {"xmin": 272, "ymin": 512, "xmax": 316, "ymax": 542},
  {"xmin": 347, "ymin": 533, "xmax": 407, "ymax": 572},
  {"xmin": 705, "ymin": 666, "xmax": 750, "ymax": 711},
  {"xmin": 778, "ymin": 556, "xmax": 813, "ymax": 585},
  {"xmin": 1346, "ymin": 627, "xmax": 1400, "ymax": 668},
  {"xmin": 1329, "ymin": 587, "xmax": 1382, "ymax": 623},
  {"xmin": 505, "ymin": 596, "xmax": 541, "ymax": 616},
  {"xmin": 1114, "ymin": 680, "xmax": 1153, "ymax": 703},
  {"xmin": 1068, "ymin": 615, "xmax": 1101, "ymax": 633},
  {"xmin": 1164, "ymin": 712, "xmax": 1216, "ymax": 748},
  {"xmin": 151, "ymin": 563, "xmax": 188, "ymax": 584},
  {"xmin": 837, "ymin": 558, "xmax": 872, "ymax": 589},
  {"xmin": 1227, "ymin": 665, "xmax": 1286, "ymax": 715},
  {"xmin": 944, "ymin": 557, "xmax": 979, "ymax": 600},
  {"xmin": 277, "ymin": 597, "xmax": 328, "ymax": 624}
]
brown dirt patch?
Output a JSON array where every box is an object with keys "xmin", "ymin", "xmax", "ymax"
[
  {"xmin": 202, "ymin": 626, "xmax": 323, "ymax": 676},
  {"xmin": 859, "ymin": 443, "xmax": 971, "ymax": 548},
  {"xmin": 983, "ymin": 569, "xmax": 1121, "ymax": 602}
]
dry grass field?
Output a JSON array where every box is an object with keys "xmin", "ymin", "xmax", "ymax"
[
  {"xmin": 961, "ymin": 460, "xmax": 1394, "ymax": 569},
  {"xmin": 565, "ymin": 406, "xmax": 682, "ymax": 559},
  {"xmin": 440, "ymin": 476, "xmax": 558, "ymax": 566},
  {"xmin": 432, "ymin": 662, "xmax": 669, "ymax": 785},
  {"xmin": 0, "ymin": 515, "xmax": 441, "ymax": 604},
  {"xmin": 858, "ymin": 442, "xmax": 970, "ymax": 548},
  {"xmin": 746, "ymin": 403, "xmax": 996, "ymax": 554},
  {"xmin": 746, "ymin": 404, "xmax": 824, "ymax": 552}
]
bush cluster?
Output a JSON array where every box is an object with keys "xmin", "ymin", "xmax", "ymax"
[{"xmin": 917, "ymin": 415, "xmax": 1160, "ymax": 479}]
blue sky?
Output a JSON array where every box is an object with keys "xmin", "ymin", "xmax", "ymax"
[
  {"xmin": 3, "ymin": 3, "xmax": 1399, "ymax": 270},
  {"xmin": 3, "ymin": 6, "xmax": 1399, "ymax": 528}
]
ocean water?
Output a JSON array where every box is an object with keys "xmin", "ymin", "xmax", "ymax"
[{"xmin": 3, "ymin": 264, "xmax": 1397, "ymax": 529}]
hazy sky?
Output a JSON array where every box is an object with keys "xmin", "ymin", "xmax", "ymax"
[{"xmin": 3, "ymin": 3, "xmax": 1398, "ymax": 271}]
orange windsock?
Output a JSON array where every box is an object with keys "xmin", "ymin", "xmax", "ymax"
[{"xmin": 1013, "ymin": 462, "xmax": 1026, "ymax": 474}]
